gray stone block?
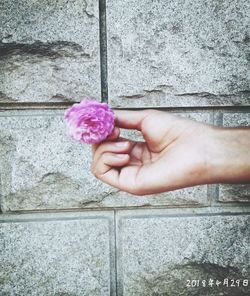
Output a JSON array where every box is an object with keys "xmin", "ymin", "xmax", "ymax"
[
  {"xmin": 216, "ymin": 112, "xmax": 250, "ymax": 203},
  {"xmin": 116, "ymin": 210, "xmax": 250, "ymax": 295},
  {"xmin": 0, "ymin": 0, "xmax": 100, "ymax": 102},
  {"xmin": 0, "ymin": 110, "xmax": 210, "ymax": 212},
  {"xmin": 219, "ymin": 184, "xmax": 250, "ymax": 203},
  {"xmin": 107, "ymin": 0, "xmax": 250, "ymax": 108},
  {"xmin": 0, "ymin": 109, "xmax": 114, "ymax": 211},
  {"xmin": 222, "ymin": 112, "xmax": 250, "ymax": 127},
  {"xmin": 0, "ymin": 211, "xmax": 115, "ymax": 296}
]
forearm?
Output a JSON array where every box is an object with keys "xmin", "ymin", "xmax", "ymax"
[{"xmin": 208, "ymin": 127, "xmax": 250, "ymax": 184}]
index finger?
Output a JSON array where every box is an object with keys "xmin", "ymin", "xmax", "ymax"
[{"xmin": 114, "ymin": 109, "xmax": 153, "ymax": 131}]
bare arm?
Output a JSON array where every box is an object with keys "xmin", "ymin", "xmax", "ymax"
[{"xmin": 207, "ymin": 127, "xmax": 250, "ymax": 184}]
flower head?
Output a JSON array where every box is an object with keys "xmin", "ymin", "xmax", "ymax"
[{"xmin": 64, "ymin": 99, "xmax": 115, "ymax": 144}]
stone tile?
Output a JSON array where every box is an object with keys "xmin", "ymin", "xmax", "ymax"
[
  {"xmin": 222, "ymin": 112, "xmax": 250, "ymax": 127},
  {"xmin": 172, "ymin": 110, "xmax": 213, "ymax": 123},
  {"xmin": 0, "ymin": 211, "xmax": 115, "ymax": 296},
  {"xmin": 0, "ymin": 0, "xmax": 100, "ymax": 102},
  {"xmin": 116, "ymin": 210, "xmax": 250, "ymax": 295},
  {"xmin": 216, "ymin": 111, "xmax": 250, "ymax": 203},
  {"xmin": 107, "ymin": 0, "xmax": 250, "ymax": 108},
  {"xmin": 0, "ymin": 110, "xmax": 210, "ymax": 212},
  {"xmin": 100, "ymin": 186, "xmax": 208, "ymax": 208},
  {"xmin": 0, "ymin": 109, "xmax": 115, "ymax": 212},
  {"xmin": 219, "ymin": 184, "xmax": 250, "ymax": 203}
]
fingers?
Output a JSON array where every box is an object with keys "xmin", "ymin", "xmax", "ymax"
[
  {"xmin": 91, "ymin": 139, "xmax": 131, "ymax": 167},
  {"xmin": 93, "ymin": 152, "xmax": 130, "ymax": 176},
  {"xmin": 92, "ymin": 127, "xmax": 120, "ymax": 154},
  {"xmin": 92, "ymin": 139, "xmax": 131, "ymax": 159},
  {"xmin": 114, "ymin": 109, "xmax": 154, "ymax": 131},
  {"xmin": 91, "ymin": 149, "xmax": 130, "ymax": 189}
]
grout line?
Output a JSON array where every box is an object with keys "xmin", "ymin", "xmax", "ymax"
[
  {"xmin": 208, "ymin": 184, "xmax": 221, "ymax": 206},
  {"xmin": 1, "ymin": 208, "xmax": 250, "ymax": 222},
  {"xmin": 3, "ymin": 201, "xmax": 250, "ymax": 216},
  {"xmin": 207, "ymin": 109, "xmax": 215, "ymax": 206},
  {"xmin": 0, "ymin": 203, "xmax": 211, "ymax": 216},
  {"xmin": 0, "ymin": 102, "xmax": 74, "ymax": 110},
  {"xmin": 116, "ymin": 211, "xmax": 250, "ymax": 221},
  {"xmin": 113, "ymin": 210, "xmax": 118, "ymax": 296},
  {"xmin": 109, "ymin": 210, "xmax": 117, "ymax": 296},
  {"xmin": 212, "ymin": 109, "xmax": 222, "ymax": 205},
  {"xmin": 215, "ymin": 184, "xmax": 220, "ymax": 203},
  {"xmin": 0, "ymin": 103, "xmax": 249, "ymax": 111},
  {"xmin": 99, "ymin": 0, "xmax": 108, "ymax": 102},
  {"xmin": 207, "ymin": 184, "xmax": 213, "ymax": 207},
  {"xmin": 0, "ymin": 215, "xmax": 113, "ymax": 223},
  {"xmin": 114, "ymin": 209, "xmax": 124, "ymax": 296},
  {"xmin": 112, "ymin": 106, "xmax": 250, "ymax": 112}
]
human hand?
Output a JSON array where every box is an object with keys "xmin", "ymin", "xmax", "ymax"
[{"xmin": 91, "ymin": 110, "xmax": 216, "ymax": 195}]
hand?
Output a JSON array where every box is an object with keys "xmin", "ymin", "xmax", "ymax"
[
  {"xmin": 91, "ymin": 110, "xmax": 215, "ymax": 195},
  {"xmin": 91, "ymin": 109, "xmax": 250, "ymax": 195}
]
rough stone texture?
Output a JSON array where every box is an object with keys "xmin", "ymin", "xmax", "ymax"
[
  {"xmin": 221, "ymin": 111, "xmax": 250, "ymax": 127},
  {"xmin": 219, "ymin": 184, "xmax": 250, "ymax": 203},
  {"xmin": 116, "ymin": 210, "xmax": 250, "ymax": 295},
  {"xmin": 107, "ymin": 0, "xmax": 250, "ymax": 108},
  {"xmin": 0, "ymin": 211, "xmax": 115, "ymax": 296},
  {"xmin": 0, "ymin": 110, "xmax": 211, "ymax": 212},
  {"xmin": 215, "ymin": 111, "xmax": 250, "ymax": 202},
  {"xmin": 0, "ymin": 0, "xmax": 100, "ymax": 102},
  {"xmin": 0, "ymin": 109, "xmax": 113, "ymax": 212}
]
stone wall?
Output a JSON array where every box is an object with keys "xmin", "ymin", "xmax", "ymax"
[{"xmin": 0, "ymin": 0, "xmax": 249, "ymax": 295}]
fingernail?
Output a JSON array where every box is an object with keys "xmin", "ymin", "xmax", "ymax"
[{"xmin": 115, "ymin": 141, "xmax": 128, "ymax": 147}]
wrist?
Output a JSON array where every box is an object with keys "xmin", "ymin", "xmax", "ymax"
[{"xmin": 206, "ymin": 126, "xmax": 250, "ymax": 184}]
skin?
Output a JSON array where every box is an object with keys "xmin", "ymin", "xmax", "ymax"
[{"xmin": 91, "ymin": 110, "xmax": 250, "ymax": 195}]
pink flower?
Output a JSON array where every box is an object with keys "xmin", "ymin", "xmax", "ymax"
[{"xmin": 64, "ymin": 99, "xmax": 115, "ymax": 144}]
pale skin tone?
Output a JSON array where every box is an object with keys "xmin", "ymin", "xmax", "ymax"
[{"xmin": 91, "ymin": 110, "xmax": 250, "ymax": 195}]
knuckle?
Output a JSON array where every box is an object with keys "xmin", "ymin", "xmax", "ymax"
[
  {"xmin": 101, "ymin": 152, "xmax": 109, "ymax": 163},
  {"xmin": 93, "ymin": 170, "xmax": 99, "ymax": 178}
]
